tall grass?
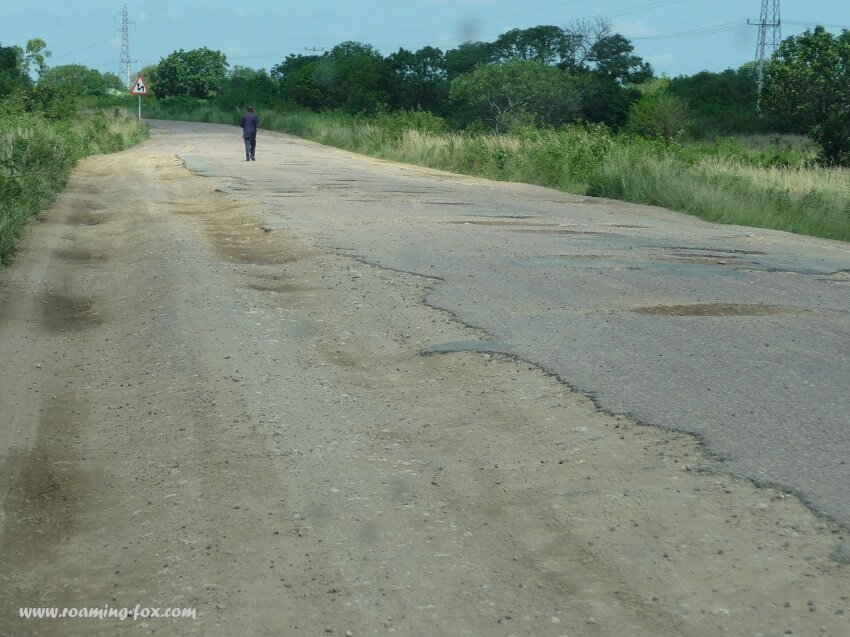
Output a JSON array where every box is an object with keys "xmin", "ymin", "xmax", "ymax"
[
  {"xmin": 586, "ymin": 144, "xmax": 850, "ymax": 241},
  {"xmin": 0, "ymin": 105, "xmax": 147, "ymax": 263},
  {"xmin": 147, "ymin": 101, "xmax": 850, "ymax": 243}
]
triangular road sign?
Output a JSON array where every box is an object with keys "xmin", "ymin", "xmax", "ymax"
[{"xmin": 131, "ymin": 75, "xmax": 148, "ymax": 96}]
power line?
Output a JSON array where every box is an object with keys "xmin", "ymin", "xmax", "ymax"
[
  {"xmin": 630, "ymin": 20, "xmax": 749, "ymax": 40},
  {"xmin": 48, "ymin": 18, "xmax": 115, "ymax": 50},
  {"xmin": 51, "ymin": 38, "xmax": 117, "ymax": 62},
  {"xmin": 601, "ymin": 0, "xmax": 690, "ymax": 20},
  {"xmin": 783, "ymin": 19, "xmax": 849, "ymax": 30}
]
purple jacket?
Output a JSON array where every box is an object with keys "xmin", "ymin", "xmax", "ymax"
[{"xmin": 240, "ymin": 112, "xmax": 259, "ymax": 137}]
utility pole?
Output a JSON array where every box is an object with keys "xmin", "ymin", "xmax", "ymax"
[
  {"xmin": 749, "ymin": 0, "xmax": 781, "ymax": 101},
  {"xmin": 119, "ymin": 4, "xmax": 137, "ymax": 89}
]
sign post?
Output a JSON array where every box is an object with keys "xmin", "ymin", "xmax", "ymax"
[{"xmin": 130, "ymin": 75, "xmax": 148, "ymax": 119}]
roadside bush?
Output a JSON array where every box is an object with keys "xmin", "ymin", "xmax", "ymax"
[
  {"xmin": 0, "ymin": 103, "xmax": 147, "ymax": 264},
  {"xmin": 0, "ymin": 115, "xmax": 74, "ymax": 260},
  {"xmin": 627, "ymin": 92, "xmax": 691, "ymax": 142},
  {"xmin": 371, "ymin": 108, "xmax": 448, "ymax": 141}
]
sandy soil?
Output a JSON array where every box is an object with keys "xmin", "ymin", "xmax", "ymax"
[{"xmin": 0, "ymin": 132, "xmax": 847, "ymax": 636}]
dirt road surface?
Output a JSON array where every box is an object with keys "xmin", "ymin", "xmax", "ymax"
[{"xmin": 0, "ymin": 122, "xmax": 848, "ymax": 636}]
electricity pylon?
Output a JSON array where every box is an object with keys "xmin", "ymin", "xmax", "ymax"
[
  {"xmin": 750, "ymin": 0, "xmax": 781, "ymax": 100},
  {"xmin": 119, "ymin": 4, "xmax": 137, "ymax": 88}
]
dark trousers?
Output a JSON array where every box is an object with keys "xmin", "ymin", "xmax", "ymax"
[{"xmin": 244, "ymin": 134, "xmax": 256, "ymax": 159}]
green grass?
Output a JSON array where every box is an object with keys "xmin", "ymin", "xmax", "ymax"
[
  {"xmin": 145, "ymin": 101, "xmax": 850, "ymax": 243},
  {"xmin": 0, "ymin": 102, "xmax": 148, "ymax": 264},
  {"xmin": 588, "ymin": 150, "xmax": 850, "ymax": 240}
]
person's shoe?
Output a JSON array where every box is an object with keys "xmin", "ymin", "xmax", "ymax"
[{"xmin": 251, "ymin": 157, "xmax": 255, "ymax": 161}]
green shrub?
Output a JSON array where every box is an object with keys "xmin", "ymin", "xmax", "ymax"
[
  {"xmin": 371, "ymin": 108, "xmax": 448, "ymax": 141},
  {"xmin": 0, "ymin": 104, "xmax": 147, "ymax": 264},
  {"xmin": 627, "ymin": 92, "xmax": 692, "ymax": 141}
]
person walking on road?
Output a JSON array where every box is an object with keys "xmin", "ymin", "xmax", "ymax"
[{"xmin": 240, "ymin": 106, "xmax": 259, "ymax": 161}]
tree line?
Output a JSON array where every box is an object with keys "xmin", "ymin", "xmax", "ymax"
[
  {"xmin": 144, "ymin": 20, "xmax": 763, "ymax": 137},
  {"xmin": 1, "ymin": 38, "xmax": 125, "ymax": 121},
  {"xmin": 3, "ymin": 22, "xmax": 849, "ymax": 164}
]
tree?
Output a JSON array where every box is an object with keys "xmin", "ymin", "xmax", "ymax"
[
  {"xmin": 274, "ymin": 43, "xmax": 390, "ymax": 113},
  {"xmin": 555, "ymin": 19, "xmax": 652, "ymax": 84},
  {"xmin": 39, "ymin": 64, "xmax": 125, "ymax": 96},
  {"xmin": 217, "ymin": 66, "xmax": 276, "ymax": 109},
  {"xmin": 667, "ymin": 66, "xmax": 768, "ymax": 136},
  {"xmin": 24, "ymin": 38, "xmax": 51, "ymax": 80},
  {"xmin": 763, "ymin": 27, "xmax": 850, "ymax": 165},
  {"xmin": 449, "ymin": 60, "xmax": 581, "ymax": 131},
  {"xmin": 386, "ymin": 46, "xmax": 448, "ymax": 113},
  {"xmin": 445, "ymin": 41, "xmax": 493, "ymax": 79},
  {"xmin": 530, "ymin": 19, "xmax": 651, "ymax": 127},
  {"xmin": 627, "ymin": 92, "xmax": 692, "ymax": 140},
  {"xmin": 272, "ymin": 54, "xmax": 326, "ymax": 108},
  {"xmin": 153, "ymin": 47, "xmax": 229, "ymax": 100},
  {"xmin": 491, "ymin": 26, "xmax": 565, "ymax": 65},
  {"xmin": 0, "ymin": 44, "xmax": 29, "ymax": 98},
  {"xmin": 558, "ymin": 19, "xmax": 612, "ymax": 74},
  {"xmin": 577, "ymin": 74, "xmax": 639, "ymax": 129},
  {"xmin": 588, "ymin": 34, "xmax": 653, "ymax": 85},
  {"xmin": 325, "ymin": 42, "xmax": 390, "ymax": 114}
]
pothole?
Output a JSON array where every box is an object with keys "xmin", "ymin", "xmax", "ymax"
[
  {"xmin": 657, "ymin": 246, "xmax": 768, "ymax": 256},
  {"xmin": 446, "ymin": 220, "xmax": 553, "ymax": 227},
  {"xmin": 247, "ymin": 281, "xmax": 315, "ymax": 293},
  {"xmin": 819, "ymin": 271, "xmax": 850, "ymax": 284},
  {"xmin": 52, "ymin": 247, "xmax": 106, "ymax": 263},
  {"xmin": 511, "ymin": 228, "xmax": 610, "ymax": 235},
  {"xmin": 40, "ymin": 293, "xmax": 103, "ymax": 331},
  {"xmin": 422, "ymin": 340, "xmax": 508, "ymax": 355},
  {"xmin": 631, "ymin": 304, "xmax": 804, "ymax": 317},
  {"xmin": 67, "ymin": 212, "xmax": 104, "ymax": 227}
]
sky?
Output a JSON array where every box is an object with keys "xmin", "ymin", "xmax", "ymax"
[{"xmin": 1, "ymin": 0, "xmax": 848, "ymax": 85}]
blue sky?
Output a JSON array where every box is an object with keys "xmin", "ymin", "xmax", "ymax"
[{"xmin": 1, "ymin": 1, "xmax": 847, "ymax": 82}]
